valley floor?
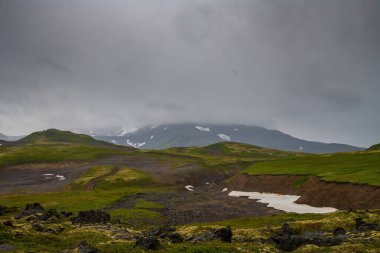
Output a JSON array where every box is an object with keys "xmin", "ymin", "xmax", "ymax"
[{"xmin": 0, "ymin": 132, "xmax": 379, "ymax": 252}]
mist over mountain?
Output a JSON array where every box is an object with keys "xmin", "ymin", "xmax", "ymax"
[
  {"xmin": 78, "ymin": 123, "xmax": 363, "ymax": 153},
  {"xmin": 0, "ymin": 0, "xmax": 379, "ymax": 147},
  {"xmin": 0, "ymin": 133, "xmax": 7, "ymax": 141}
]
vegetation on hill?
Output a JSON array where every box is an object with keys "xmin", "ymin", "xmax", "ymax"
[
  {"xmin": 18, "ymin": 129, "xmax": 109, "ymax": 146},
  {"xmin": 367, "ymin": 143, "xmax": 380, "ymax": 151},
  {"xmin": 243, "ymin": 151, "xmax": 380, "ymax": 186},
  {"xmin": 160, "ymin": 142, "xmax": 307, "ymax": 166},
  {"xmin": 0, "ymin": 130, "xmax": 380, "ymax": 252},
  {"xmin": 0, "ymin": 129, "xmax": 132, "ymax": 168},
  {"xmin": 166, "ymin": 142, "xmax": 301, "ymax": 158}
]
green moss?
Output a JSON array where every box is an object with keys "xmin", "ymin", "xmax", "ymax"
[
  {"xmin": 134, "ymin": 199, "xmax": 164, "ymax": 209},
  {"xmin": 109, "ymin": 208, "xmax": 165, "ymax": 227},
  {"xmin": 243, "ymin": 151, "xmax": 380, "ymax": 186},
  {"xmin": 0, "ymin": 143, "xmax": 126, "ymax": 168},
  {"xmin": 292, "ymin": 176, "xmax": 310, "ymax": 188},
  {"xmin": 69, "ymin": 165, "xmax": 115, "ymax": 190}
]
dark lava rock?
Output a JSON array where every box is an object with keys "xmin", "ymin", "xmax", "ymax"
[
  {"xmin": 60, "ymin": 211, "xmax": 73, "ymax": 217},
  {"xmin": 71, "ymin": 210, "xmax": 110, "ymax": 224},
  {"xmin": 147, "ymin": 225, "xmax": 176, "ymax": 237},
  {"xmin": 15, "ymin": 203, "xmax": 45, "ymax": 219},
  {"xmin": 135, "ymin": 236, "xmax": 160, "ymax": 250},
  {"xmin": 355, "ymin": 217, "xmax": 379, "ymax": 232},
  {"xmin": 32, "ymin": 222, "xmax": 45, "ymax": 232},
  {"xmin": 271, "ymin": 223, "xmax": 304, "ymax": 251},
  {"xmin": 214, "ymin": 226, "xmax": 233, "ymax": 243},
  {"xmin": 0, "ymin": 206, "xmax": 18, "ymax": 216},
  {"xmin": 333, "ymin": 227, "xmax": 346, "ymax": 236},
  {"xmin": 271, "ymin": 223, "xmax": 343, "ymax": 251},
  {"xmin": 26, "ymin": 203, "xmax": 44, "ymax": 211},
  {"xmin": 31, "ymin": 221, "xmax": 65, "ymax": 234},
  {"xmin": 193, "ymin": 226, "xmax": 233, "ymax": 243},
  {"xmin": 167, "ymin": 233, "xmax": 183, "ymax": 243},
  {"xmin": 76, "ymin": 241, "xmax": 99, "ymax": 253},
  {"xmin": 2, "ymin": 220, "xmax": 14, "ymax": 227},
  {"xmin": 47, "ymin": 209, "xmax": 61, "ymax": 218}
]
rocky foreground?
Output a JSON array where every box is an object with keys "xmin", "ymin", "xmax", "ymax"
[{"xmin": 1, "ymin": 203, "xmax": 379, "ymax": 252}]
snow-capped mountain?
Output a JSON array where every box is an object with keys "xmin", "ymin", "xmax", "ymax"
[
  {"xmin": 0, "ymin": 133, "xmax": 23, "ymax": 142},
  {"xmin": 88, "ymin": 123, "xmax": 363, "ymax": 153},
  {"xmin": 0, "ymin": 133, "xmax": 7, "ymax": 141}
]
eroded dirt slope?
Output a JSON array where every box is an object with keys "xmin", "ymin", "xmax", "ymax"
[{"xmin": 228, "ymin": 174, "xmax": 380, "ymax": 210}]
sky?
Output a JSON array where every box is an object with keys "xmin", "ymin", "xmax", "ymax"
[{"xmin": 0, "ymin": 0, "xmax": 379, "ymax": 147}]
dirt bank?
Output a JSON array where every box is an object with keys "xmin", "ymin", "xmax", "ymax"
[{"xmin": 227, "ymin": 174, "xmax": 380, "ymax": 210}]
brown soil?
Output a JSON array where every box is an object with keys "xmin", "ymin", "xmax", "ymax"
[
  {"xmin": 0, "ymin": 163, "xmax": 91, "ymax": 194},
  {"xmin": 227, "ymin": 174, "xmax": 380, "ymax": 210},
  {"xmin": 107, "ymin": 185, "xmax": 282, "ymax": 225},
  {"xmin": 85, "ymin": 166, "xmax": 120, "ymax": 191}
]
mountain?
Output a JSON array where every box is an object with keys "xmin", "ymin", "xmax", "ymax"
[
  {"xmin": 16, "ymin": 129, "xmax": 133, "ymax": 151},
  {"xmin": 18, "ymin": 129, "xmax": 102, "ymax": 145},
  {"xmin": 0, "ymin": 129, "xmax": 133, "ymax": 168},
  {"xmin": 368, "ymin": 143, "xmax": 380, "ymax": 151},
  {"xmin": 91, "ymin": 123, "xmax": 364, "ymax": 153},
  {"xmin": 0, "ymin": 133, "xmax": 8, "ymax": 141}
]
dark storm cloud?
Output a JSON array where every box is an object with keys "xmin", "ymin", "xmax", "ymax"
[{"xmin": 0, "ymin": 0, "xmax": 379, "ymax": 147}]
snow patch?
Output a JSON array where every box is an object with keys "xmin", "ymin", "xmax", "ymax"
[
  {"xmin": 233, "ymin": 129, "xmax": 239, "ymax": 131},
  {"xmin": 42, "ymin": 174, "xmax": 66, "ymax": 181},
  {"xmin": 228, "ymin": 191, "xmax": 337, "ymax": 214},
  {"xmin": 164, "ymin": 127, "xmax": 168, "ymax": 130},
  {"xmin": 119, "ymin": 126, "xmax": 139, "ymax": 136},
  {"xmin": 299, "ymin": 146, "xmax": 303, "ymax": 151},
  {"xmin": 56, "ymin": 175, "xmax": 66, "ymax": 180},
  {"xmin": 126, "ymin": 139, "xmax": 146, "ymax": 148},
  {"xmin": 195, "ymin": 126, "xmax": 210, "ymax": 132},
  {"xmin": 222, "ymin": 188, "xmax": 228, "ymax": 192},
  {"xmin": 151, "ymin": 125, "xmax": 159, "ymax": 129},
  {"xmin": 185, "ymin": 185, "xmax": 194, "ymax": 191},
  {"xmin": 150, "ymin": 135, "xmax": 154, "ymax": 140},
  {"xmin": 217, "ymin": 134, "xmax": 231, "ymax": 141},
  {"xmin": 111, "ymin": 140, "xmax": 118, "ymax": 144}
]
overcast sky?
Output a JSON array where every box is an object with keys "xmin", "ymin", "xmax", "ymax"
[{"xmin": 0, "ymin": 0, "xmax": 379, "ymax": 147}]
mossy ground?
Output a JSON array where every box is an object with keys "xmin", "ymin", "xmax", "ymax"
[
  {"xmin": 0, "ymin": 131, "xmax": 380, "ymax": 252},
  {"xmin": 0, "ymin": 143, "xmax": 127, "ymax": 168},
  {"xmin": 0, "ymin": 210, "xmax": 379, "ymax": 252},
  {"xmin": 243, "ymin": 150, "xmax": 380, "ymax": 186}
]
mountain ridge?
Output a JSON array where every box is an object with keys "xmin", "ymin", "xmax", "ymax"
[
  {"xmin": 0, "ymin": 132, "xmax": 8, "ymax": 141},
  {"xmin": 88, "ymin": 123, "xmax": 364, "ymax": 154}
]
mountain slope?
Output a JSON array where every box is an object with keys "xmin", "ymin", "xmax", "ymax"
[
  {"xmin": 0, "ymin": 129, "xmax": 132, "ymax": 168},
  {"xmin": 243, "ymin": 149, "xmax": 380, "ymax": 186},
  {"xmin": 92, "ymin": 123, "xmax": 363, "ymax": 153},
  {"xmin": 367, "ymin": 143, "xmax": 380, "ymax": 151},
  {"xmin": 0, "ymin": 133, "xmax": 8, "ymax": 141},
  {"xmin": 18, "ymin": 129, "xmax": 106, "ymax": 146}
]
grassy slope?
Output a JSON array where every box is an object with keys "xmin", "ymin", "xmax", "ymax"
[
  {"xmin": 1, "ymin": 209, "xmax": 379, "ymax": 252},
  {"xmin": 0, "ymin": 164, "xmax": 167, "ymax": 227},
  {"xmin": 243, "ymin": 150, "xmax": 380, "ymax": 186},
  {"xmin": 160, "ymin": 142, "xmax": 306, "ymax": 166},
  {"xmin": 368, "ymin": 143, "xmax": 380, "ymax": 151},
  {"xmin": 0, "ymin": 129, "xmax": 131, "ymax": 168},
  {"xmin": 1, "ymin": 133, "xmax": 380, "ymax": 252}
]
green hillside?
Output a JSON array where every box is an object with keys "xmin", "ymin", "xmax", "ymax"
[
  {"xmin": 0, "ymin": 129, "xmax": 132, "ymax": 168},
  {"xmin": 160, "ymin": 142, "xmax": 307, "ymax": 166},
  {"xmin": 368, "ymin": 143, "xmax": 380, "ymax": 151},
  {"xmin": 18, "ymin": 129, "xmax": 106, "ymax": 145},
  {"xmin": 243, "ymin": 150, "xmax": 380, "ymax": 186}
]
